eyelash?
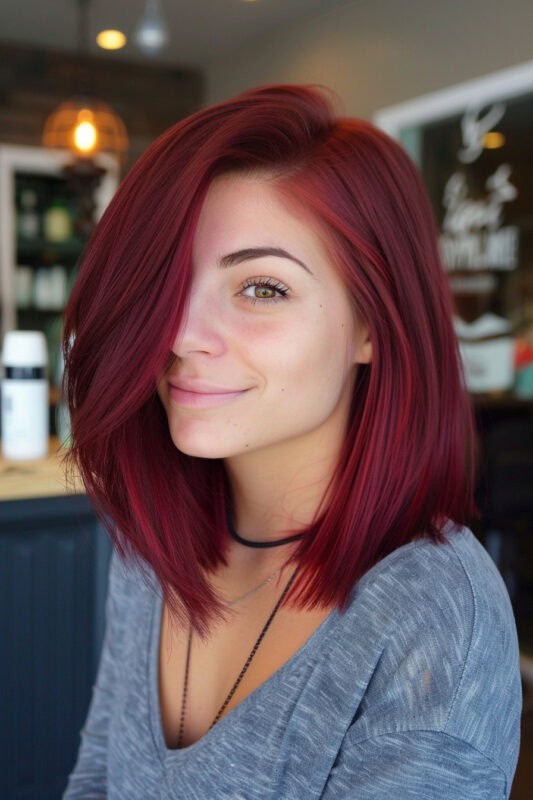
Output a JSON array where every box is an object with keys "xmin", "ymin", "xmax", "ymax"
[{"xmin": 238, "ymin": 276, "xmax": 290, "ymax": 305}]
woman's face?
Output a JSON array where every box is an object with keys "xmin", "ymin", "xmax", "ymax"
[{"xmin": 157, "ymin": 172, "xmax": 371, "ymax": 461}]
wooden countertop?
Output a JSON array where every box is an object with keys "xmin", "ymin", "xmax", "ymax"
[{"xmin": 0, "ymin": 436, "xmax": 85, "ymax": 501}]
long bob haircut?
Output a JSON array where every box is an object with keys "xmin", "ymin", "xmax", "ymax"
[{"xmin": 61, "ymin": 83, "xmax": 480, "ymax": 641}]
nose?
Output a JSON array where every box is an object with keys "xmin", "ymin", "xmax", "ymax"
[{"xmin": 171, "ymin": 291, "xmax": 226, "ymax": 359}]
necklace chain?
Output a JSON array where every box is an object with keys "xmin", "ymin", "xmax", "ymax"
[
  {"xmin": 175, "ymin": 561, "xmax": 299, "ymax": 748},
  {"xmin": 174, "ymin": 514, "xmax": 302, "ymax": 748},
  {"xmin": 224, "ymin": 566, "xmax": 283, "ymax": 607}
]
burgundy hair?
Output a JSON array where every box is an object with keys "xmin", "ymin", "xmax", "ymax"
[{"xmin": 60, "ymin": 83, "xmax": 480, "ymax": 640}]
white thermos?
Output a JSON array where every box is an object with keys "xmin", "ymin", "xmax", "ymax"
[{"xmin": 1, "ymin": 330, "xmax": 49, "ymax": 460}]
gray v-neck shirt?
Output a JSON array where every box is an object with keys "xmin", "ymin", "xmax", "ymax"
[{"xmin": 62, "ymin": 521, "xmax": 522, "ymax": 799}]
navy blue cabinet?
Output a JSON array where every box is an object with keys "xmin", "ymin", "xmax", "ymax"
[{"xmin": 1, "ymin": 493, "xmax": 112, "ymax": 799}]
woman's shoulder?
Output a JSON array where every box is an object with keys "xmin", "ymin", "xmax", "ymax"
[
  {"xmin": 339, "ymin": 521, "xmax": 522, "ymax": 786},
  {"xmin": 105, "ymin": 544, "xmax": 159, "ymax": 613},
  {"xmin": 351, "ymin": 520, "xmax": 518, "ymax": 638}
]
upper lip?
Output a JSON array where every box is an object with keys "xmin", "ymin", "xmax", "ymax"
[{"xmin": 168, "ymin": 377, "xmax": 246, "ymax": 394}]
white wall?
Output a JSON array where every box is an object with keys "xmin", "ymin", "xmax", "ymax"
[{"xmin": 204, "ymin": 0, "xmax": 532, "ymax": 119}]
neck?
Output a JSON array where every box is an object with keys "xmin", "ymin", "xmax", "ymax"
[
  {"xmin": 223, "ymin": 436, "xmax": 342, "ymax": 546},
  {"xmin": 221, "ymin": 382, "xmax": 352, "ymax": 546}
]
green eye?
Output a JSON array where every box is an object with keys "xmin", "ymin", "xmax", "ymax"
[{"xmin": 239, "ymin": 277, "xmax": 290, "ymax": 305}]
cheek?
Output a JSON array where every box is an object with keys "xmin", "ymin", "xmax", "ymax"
[
  {"xmin": 249, "ymin": 312, "xmax": 348, "ymax": 401},
  {"xmin": 300, "ymin": 321, "xmax": 348, "ymax": 400}
]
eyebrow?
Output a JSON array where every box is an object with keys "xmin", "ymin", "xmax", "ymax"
[{"xmin": 217, "ymin": 246, "xmax": 313, "ymax": 275}]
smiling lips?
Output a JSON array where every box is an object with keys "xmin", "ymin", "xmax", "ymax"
[
  {"xmin": 168, "ymin": 377, "xmax": 245, "ymax": 394},
  {"xmin": 168, "ymin": 378, "xmax": 250, "ymax": 408}
]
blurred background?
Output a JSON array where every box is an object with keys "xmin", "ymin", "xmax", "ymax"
[{"xmin": 0, "ymin": 0, "xmax": 532, "ymax": 797}]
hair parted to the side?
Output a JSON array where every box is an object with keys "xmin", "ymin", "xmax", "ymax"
[{"xmin": 60, "ymin": 83, "xmax": 480, "ymax": 641}]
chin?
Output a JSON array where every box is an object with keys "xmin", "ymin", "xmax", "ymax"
[
  {"xmin": 169, "ymin": 433, "xmax": 245, "ymax": 461},
  {"xmin": 172, "ymin": 439, "xmax": 223, "ymax": 459}
]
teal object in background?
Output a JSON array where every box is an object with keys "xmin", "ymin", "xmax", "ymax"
[{"xmin": 514, "ymin": 362, "xmax": 533, "ymax": 398}]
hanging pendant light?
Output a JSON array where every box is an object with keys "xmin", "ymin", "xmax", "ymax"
[
  {"xmin": 133, "ymin": 0, "xmax": 169, "ymax": 56},
  {"xmin": 42, "ymin": 0, "xmax": 129, "ymax": 170}
]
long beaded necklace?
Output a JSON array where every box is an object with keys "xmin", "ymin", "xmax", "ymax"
[{"xmin": 175, "ymin": 513, "xmax": 306, "ymax": 749}]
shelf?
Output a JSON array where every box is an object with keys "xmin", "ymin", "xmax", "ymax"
[
  {"xmin": 472, "ymin": 392, "xmax": 533, "ymax": 409},
  {"xmin": 17, "ymin": 236, "xmax": 85, "ymax": 259},
  {"xmin": 17, "ymin": 305, "xmax": 65, "ymax": 313}
]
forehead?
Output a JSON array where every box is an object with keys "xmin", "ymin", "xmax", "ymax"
[{"xmin": 192, "ymin": 173, "xmax": 335, "ymax": 269}]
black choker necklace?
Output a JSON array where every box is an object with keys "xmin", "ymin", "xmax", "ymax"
[{"xmin": 226, "ymin": 509, "xmax": 306, "ymax": 548}]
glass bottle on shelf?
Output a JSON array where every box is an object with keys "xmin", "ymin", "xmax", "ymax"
[
  {"xmin": 42, "ymin": 197, "xmax": 73, "ymax": 243},
  {"xmin": 14, "ymin": 265, "xmax": 34, "ymax": 308},
  {"xmin": 48, "ymin": 265, "xmax": 68, "ymax": 310},
  {"xmin": 33, "ymin": 267, "xmax": 52, "ymax": 309},
  {"xmin": 17, "ymin": 189, "xmax": 40, "ymax": 240}
]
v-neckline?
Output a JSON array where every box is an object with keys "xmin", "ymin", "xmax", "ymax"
[
  {"xmin": 147, "ymin": 580, "xmax": 339, "ymax": 764},
  {"xmin": 146, "ymin": 525, "xmax": 458, "ymax": 764}
]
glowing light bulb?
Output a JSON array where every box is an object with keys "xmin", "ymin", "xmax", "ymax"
[
  {"xmin": 74, "ymin": 112, "xmax": 96, "ymax": 153},
  {"xmin": 96, "ymin": 30, "xmax": 127, "ymax": 50}
]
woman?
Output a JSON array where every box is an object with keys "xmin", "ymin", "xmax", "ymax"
[{"xmin": 62, "ymin": 84, "xmax": 522, "ymax": 798}]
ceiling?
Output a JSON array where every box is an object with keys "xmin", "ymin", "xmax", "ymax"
[{"xmin": 0, "ymin": 0, "xmax": 350, "ymax": 69}]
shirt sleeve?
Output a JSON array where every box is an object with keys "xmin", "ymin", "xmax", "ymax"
[
  {"xmin": 62, "ymin": 549, "xmax": 127, "ymax": 799},
  {"xmin": 319, "ymin": 728, "xmax": 508, "ymax": 800}
]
